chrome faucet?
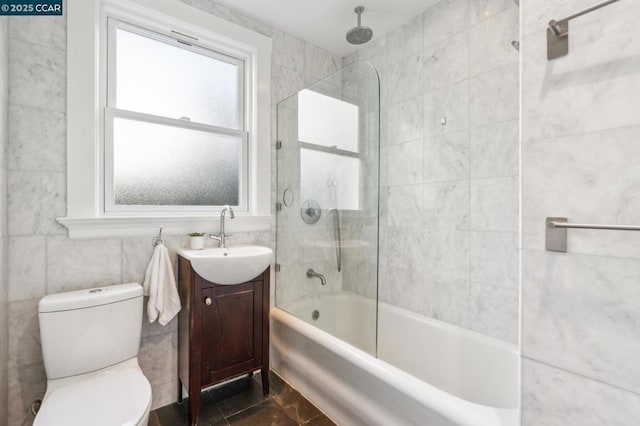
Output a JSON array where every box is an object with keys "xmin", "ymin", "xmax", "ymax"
[
  {"xmin": 210, "ymin": 205, "xmax": 235, "ymax": 248},
  {"xmin": 306, "ymin": 269, "xmax": 326, "ymax": 286}
]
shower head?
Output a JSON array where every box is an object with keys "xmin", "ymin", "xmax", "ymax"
[{"xmin": 346, "ymin": 6, "xmax": 373, "ymax": 45}]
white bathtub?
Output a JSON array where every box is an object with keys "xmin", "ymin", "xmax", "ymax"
[{"xmin": 271, "ymin": 292, "xmax": 519, "ymax": 426}]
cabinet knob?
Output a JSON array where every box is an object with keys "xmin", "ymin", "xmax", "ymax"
[{"xmin": 204, "ymin": 297, "xmax": 212, "ymax": 306}]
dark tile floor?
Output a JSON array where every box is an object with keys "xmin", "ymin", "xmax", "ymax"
[{"xmin": 149, "ymin": 371, "xmax": 336, "ymax": 426}]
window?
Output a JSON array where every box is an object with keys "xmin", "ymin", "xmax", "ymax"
[
  {"xmin": 60, "ymin": 0, "xmax": 272, "ymax": 238},
  {"xmin": 105, "ymin": 20, "xmax": 247, "ymax": 212},
  {"xmin": 297, "ymin": 89, "xmax": 362, "ymax": 210},
  {"xmin": 298, "ymin": 89, "xmax": 359, "ymax": 152}
]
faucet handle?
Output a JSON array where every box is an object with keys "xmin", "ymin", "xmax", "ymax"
[{"xmin": 209, "ymin": 234, "xmax": 222, "ymax": 242}]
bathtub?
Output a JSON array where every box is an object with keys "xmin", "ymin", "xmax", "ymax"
[{"xmin": 270, "ymin": 292, "xmax": 519, "ymax": 426}]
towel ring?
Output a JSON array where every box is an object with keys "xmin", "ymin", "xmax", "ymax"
[{"xmin": 152, "ymin": 226, "xmax": 165, "ymax": 247}]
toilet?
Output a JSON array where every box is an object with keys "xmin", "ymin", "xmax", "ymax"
[{"xmin": 34, "ymin": 283, "xmax": 152, "ymax": 426}]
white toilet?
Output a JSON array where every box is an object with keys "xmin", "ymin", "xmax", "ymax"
[{"xmin": 34, "ymin": 283, "xmax": 152, "ymax": 426}]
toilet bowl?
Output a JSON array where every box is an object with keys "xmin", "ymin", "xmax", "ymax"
[
  {"xmin": 34, "ymin": 283, "xmax": 152, "ymax": 426},
  {"xmin": 34, "ymin": 358, "xmax": 151, "ymax": 426}
]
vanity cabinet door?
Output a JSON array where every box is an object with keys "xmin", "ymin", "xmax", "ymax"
[{"xmin": 200, "ymin": 281, "xmax": 263, "ymax": 386}]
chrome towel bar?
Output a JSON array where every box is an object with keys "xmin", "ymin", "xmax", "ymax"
[
  {"xmin": 547, "ymin": 0, "xmax": 621, "ymax": 60},
  {"xmin": 545, "ymin": 217, "xmax": 640, "ymax": 252}
]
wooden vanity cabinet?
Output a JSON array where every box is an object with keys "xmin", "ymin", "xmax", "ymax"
[{"xmin": 177, "ymin": 256, "xmax": 270, "ymax": 426}]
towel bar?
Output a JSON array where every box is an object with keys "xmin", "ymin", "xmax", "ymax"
[
  {"xmin": 547, "ymin": 0, "xmax": 622, "ymax": 60},
  {"xmin": 545, "ymin": 217, "xmax": 640, "ymax": 251}
]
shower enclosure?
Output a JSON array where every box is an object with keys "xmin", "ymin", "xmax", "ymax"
[
  {"xmin": 272, "ymin": 60, "xmax": 519, "ymax": 425},
  {"xmin": 275, "ymin": 61, "xmax": 380, "ymax": 355}
]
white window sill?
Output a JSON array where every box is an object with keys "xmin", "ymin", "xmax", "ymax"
[{"xmin": 57, "ymin": 215, "xmax": 272, "ymax": 239}]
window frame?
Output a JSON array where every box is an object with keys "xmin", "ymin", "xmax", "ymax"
[
  {"xmin": 104, "ymin": 18, "xmax": 249, "ymax": 214},
  {"xmin": 60, "ymin": 0, "xmax": 272, "ymax": 238}
]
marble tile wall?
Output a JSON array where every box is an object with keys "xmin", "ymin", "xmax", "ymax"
[
  {"xmin": 5, "ymin": 2, "xmax": 341, "ymax": 424},
  {"xmin": 0, "ymin": 15, "xmax": 9, "ymax": 426},
  {"xmin": 343, "ymin": 0, "xmax": 519, "ymax": 344},
  {"xmin": 521, "ymin": 0, "xmax": 640, "ymax": 422}
]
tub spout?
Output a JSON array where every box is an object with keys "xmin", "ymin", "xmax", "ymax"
[{"xmin": 306, "ymin": 269, "xmax": 326, "ymax": 286}]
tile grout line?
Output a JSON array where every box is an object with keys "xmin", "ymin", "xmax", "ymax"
[
  {"xmin": 466, "ymin": 0, "xmax": 473, "ymax": 329},
  {"xmin": 521, "ymin": 355, "xmax": 640, "ymax": 398},
  {"xmin": 523, "ymin": 247, "xmax": 640, "ymax": 263},
  {"xmin": 221, "ymin": 394, "xmax": 275, "ymax": 421},
  {"xmin": 44, "ymin": 234, "xmax": 48, "ymax": 296},
  {"xmin": 524, "ymin": 121, "xmax": 640, "ymax": 146}
]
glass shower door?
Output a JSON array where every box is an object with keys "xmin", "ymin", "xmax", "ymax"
[{"xmin": 275, "ymin": 62, "xmax": 380, "ymax": 355}]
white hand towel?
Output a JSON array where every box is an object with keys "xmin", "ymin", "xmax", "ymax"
[{"xmin": 143, "ymin": 243, "xmax": 181, "ymax": 325}]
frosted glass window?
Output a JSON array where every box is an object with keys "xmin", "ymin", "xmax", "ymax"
[
  {"xmin": 104, "ymin": 19, "xmax": 249, "ymax": 212},
  {"xmin": 300, "ymin": 149, "xmax": 360, "ymax": 210},
  {"xmin": 113, "ymin": 118, "xmax": 241, "ymax": 206},
  {"xmin": 298, "ymin": 89, "xmax": 359, "ymax": 152},
  {"xmin": 115, "ymin": 27, "xmax": 242, "ymax": 129}
]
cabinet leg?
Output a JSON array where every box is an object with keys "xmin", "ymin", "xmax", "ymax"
[
  {"xmin": 188, "ymin": 383, "xmax": 200, "ymax": 426},
  {"xmin": 261, "ymin": 368, "xmax": 270, "ymax": 396},
  {"xmin": 177, "ymin": 379, "xmax": 183, "ymax": 404}
]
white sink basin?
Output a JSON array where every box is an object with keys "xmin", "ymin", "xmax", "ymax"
[{"xmin": 178, "ymin": 245, "xmax": 273, "ymax": 285}]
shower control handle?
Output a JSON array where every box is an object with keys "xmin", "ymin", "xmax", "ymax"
[{"xmin": 204, "ymin": 297, "xmax": 212, "ymax": 306}]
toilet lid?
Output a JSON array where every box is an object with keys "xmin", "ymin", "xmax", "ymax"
[{"xmin": 34, "ymin": 365, "xmax": 151, "ymax": 426}]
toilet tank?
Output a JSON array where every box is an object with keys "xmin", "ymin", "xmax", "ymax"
[{"xmin": 38, "ymin": 283, "xmax": 144, "ymax": 380}]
